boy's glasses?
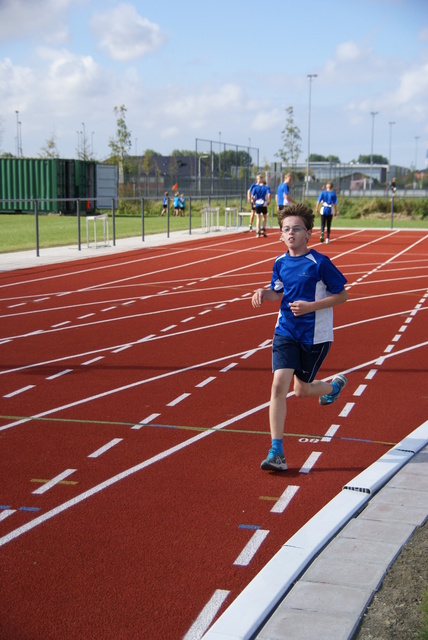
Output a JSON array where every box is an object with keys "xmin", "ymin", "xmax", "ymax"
[{"xmin": 281, "ymin": 225, "xmax": 308, "ymax": 234}]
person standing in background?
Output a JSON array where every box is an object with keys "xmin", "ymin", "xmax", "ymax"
[
  {"xmin": 316, "ymin": 182, "xmax": 338, "ymax": 243},
  {"xmin": 276, "ymin": 173, "xmax": 295, "ymax": 213}
]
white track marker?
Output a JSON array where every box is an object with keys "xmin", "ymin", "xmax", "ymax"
[
  {"xmin": 0, "ymin": 509, "xmax": 16, "ymax": 522},
  {"xmin": 46, "ymin": 369, "xmax": 72, "ymax": 380},
  {"xmin": 299, "ymin": 452, "xmax": 322, "ymax": 474},
  {"xmin": 220, "ymin": 362, "xmax": 237, "ymax": 372},
  {"xmin": 183, "ymin": 589, "xmax": 230, "ymax": 640},
  {"xmin": 161, "ymin": 324, "xmax": 177, "ymax": 332},
  {"xmin": 4, "ymin": 385, "xmax": 35, "ymax": 398},
  {"xmin": 132, "ymin": 413, "xmax": 161, "ymax": 430},
  {"xmin": 32, "ymin": 469, "xmax": 76, "ymax": 495},
  {"xmin": 233, "ymin": 529, "xmax": 269, "ymax": 566},
  {"xmin": 167, "ymin": 393, "xmax": 191, "ymax": 407},
  {"xmin": 353, "ymin": 384, "xmax": 367, "ymax": 396},
  {"xmin": 88, "ymin": 438, "xmax": 123, "ymax": 458},
  {"xmin": 195, "ymin": 377, "xmax": 216, "ymax": 388},
  {"xmin": 81, "ymin": 356, "xmax": 104, "ymax": 365},
  {"xmin": 339, "ymin": 402, "xmax": 355, "ymax": 418},
  {"xmin": 365, "ymin": 369, "xmax": 377, "ymax": 380},
  {"xmin": 321, "ymin": 424, "xmax": 341, "ymax": 443},
  {"xmin": 270, "ymin": 485, "xmax": 300, "ymax": 514}
]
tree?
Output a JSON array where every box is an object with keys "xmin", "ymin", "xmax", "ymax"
[
  {"xmin": 358, "ymin": 154, "xmax": 388, "ymax": 165},
  {"xmin": 276, "ymin": 106, "xmax": 301, "ymax": 170},
  {"xmin": 40, "ymin": 132, "xmax": 59, "ymax": 158},
  {"xmin": 108, "ymin": 105, "xmax": 132, "ymax": 183}
]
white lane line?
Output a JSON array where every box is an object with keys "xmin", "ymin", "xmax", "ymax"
[
  {"xmin": 78, "ymin": 313, "xmax": 95, "ymax": 319},
  {"xmin": 4, "ymin": 385, "xmax": 35, "ymax": 398},
  {"xmin": 339, "ymin": 402, "xmax": 355, "ymax": 417},
  {"xmin": 88, "ymin": 438, "xmax": 123, "ymax": 458},
  {"xmin": 8, "ymin": 303, "xmax": 26, "ymax": 308},
  {"xmin": 167, "ymin": 393, "xmax": 191, "ymax": 407},
  {"xmin": 32, "ymin": 469, "xmax": 76, "ymax": 495},
  {"xmin": 384, "ymin": 344, "xmax": 394, "ymax": 353},
  {"xmin": 183, "ymin": 589, "xmax": 230, "ymax": 640},
  {"xmin": 0, "ymin": 509, "xmax": 16, "ymax": 522},
  {"xmin": 233, "ymin": 529, "xmax": 269, "ymax": 566},
  {"xmin": 122, "ymin": 300, "xmax": 136, "ymax": 306},
  {"xmin": 132, "ymin": 413, "xmax": 161, "ymax": 430},
  {"xmin": 321, "ymin": 424, "xmax": 341, "ymax": 443},
  {"xmin": 51, "ymin": 321, "xmax": 71, "ymax": 328},
  {"xmin": 399, "ymin": 325, "xmax": 408, "ymax": 333},
  {"xmin": 392, "ymin": 334, "xmax": 402, "ymax": 342},
  {"xmin": 46, "ymin": 369, "xmax": 72, "ymax": 380},
  {"xmin": 136, "ymin": 334, "xmax": 156, "ymax": 343},
  {"xmin": 81, "ymin": 356, "xmax": 104, "ymax": 366},
  {"xmin": 365, "ymin": 369, "xmax": 377, "ymax": 380},
  {"xmin": 353, "ymin": 384, "xmax": 367, "ymax": 396},
  {"xmin": 101, "ymin": 306, "xmax": 116, "ymax": 313},
  {"xmin": 198, "ymin": 310, "xmax": 211, "ymax": 315},
  {"xmin": 195, "ymin": 377, "xmax": 216, "ymax": 388},
  {"xmin": 181, "ymin": 316, "xmax": 195, "ymax": 323},
  {"xmin": 299, "ymin": 452, "xmax": 322, "ymax": 474},
  {"xmin": 270, "ymin": 485, "xmax": 299, "ymax": 514}
]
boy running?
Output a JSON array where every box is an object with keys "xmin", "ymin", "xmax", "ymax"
[{"xmin": 251, "ymin": 203, "xmax": 348, "ymax": 471}]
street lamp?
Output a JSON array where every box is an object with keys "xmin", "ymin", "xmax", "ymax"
[
  {"xmin": 306, "ymin": 74, "xmax": 317, "ymax": 198},
  {"xmin": 388, "ymin": 121, "xmax": 395, "ymax": 186},
  {"xmin": 415, "ymin": 136, "xmax": 420, "ymax": 188},
  {"xmin": 370, "ymin": 111, "xmax": 379, "ymax": 189}
]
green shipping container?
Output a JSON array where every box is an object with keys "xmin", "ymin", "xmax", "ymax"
[{"xmin": 0, "ymin": 158, "xmax": 95, "ymax": 214}]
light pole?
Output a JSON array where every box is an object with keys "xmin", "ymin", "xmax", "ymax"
[
  {"xmin": 388, "ymin": 121, "xmax": 395, "ymax": 186},
  {"xmin": 370, "ymin": 111, "xmax": 379, "ymax": 189},
  {"xmin": 415, "ymin": 136, "xmax": 420, "ymax": 188},
  {"xmin": 306, "ymin": 74, "xmax": 317, "ymax": 198},
  {"xmin": 15, "ymin": 110, "xmax": 20, "ymax": 158}
]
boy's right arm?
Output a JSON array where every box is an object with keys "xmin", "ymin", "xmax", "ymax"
[{"xmin": 252, "ymin": 288, "xmax": 282, "ymax": 308}]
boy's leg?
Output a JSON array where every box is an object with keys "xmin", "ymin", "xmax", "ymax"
[
  {"xmin": 262, "ymin": 213, "xmax": 268, "ymax": 236},
  {"xmin": 261, "ymin": 368, "xmax": 293, "ymax": 471},
  {"xmin": 256, "ymin": 212, "xmax": 262, "ymax": 236}
]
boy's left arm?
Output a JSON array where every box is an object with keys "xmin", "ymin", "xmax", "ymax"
[{"xmin": 289, "ymin": 289, "xmax": 348, "ymax": 316}]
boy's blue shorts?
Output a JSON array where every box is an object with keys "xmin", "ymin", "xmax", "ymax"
[{"xmin": 272, "ymin": 334, "xmax": 331, "ymax": 383}]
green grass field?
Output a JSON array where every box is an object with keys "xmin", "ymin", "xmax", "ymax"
[{"xmin": 1, "ymin": 199, "xmax": 427, "ymax": 254}]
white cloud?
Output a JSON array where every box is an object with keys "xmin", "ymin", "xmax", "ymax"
[
  {"xmin": 90, "ymin": 3, "xmax": 167, "ymax": 61},
  {"xmin": 0, "ymin": 0, "xmax": 74, "ymax": 44}
]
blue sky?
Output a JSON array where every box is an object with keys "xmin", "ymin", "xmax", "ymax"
[{"xmin": 0, "ymin": 0, "xmax": 427, "ymax": 169}]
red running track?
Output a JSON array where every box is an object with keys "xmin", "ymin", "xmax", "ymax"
[{"xmin": 0, "ymin": 228, "xmax": 427, "ymax": 639}]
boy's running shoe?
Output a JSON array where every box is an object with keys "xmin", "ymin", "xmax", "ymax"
[
  {"xmin": 320, "ymin": 233, "xmax": 324, "ymax": 243},
  {"xmin": 261, "ymin": 448, "xmax": 288, "ymax": 471},
  {"xmin": 262, "ymin": 228, "xmax": 267, "ymax": 237},
  {"xmin": 319, "ymin": 374, "xmax": 347, "ymax": 405},
  {"xmin": 326, "ymin": 238, "xmax": 330, "ymax": 244}
]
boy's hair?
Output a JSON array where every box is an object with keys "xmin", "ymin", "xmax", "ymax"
[
  {"xmin": 326, "ymin": 182, "xmax": 333, "ymax": 189},
  {"xmin": 278, "ymin": 203, "xmax": 315, "ymax": 230}
]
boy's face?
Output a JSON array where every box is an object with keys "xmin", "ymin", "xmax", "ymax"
[{"xmin": 280, "ymin": 216, "xmax": 311, "ymax": 255}]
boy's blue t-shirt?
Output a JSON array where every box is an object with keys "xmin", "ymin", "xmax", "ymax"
[
  {"xmin": 318, "ymin": 190, "xmax": 337, "ymax": 215},
  {"xmin": 252, "ymin": 184, "xmax": 271, "ymax": 206},
  {"xmin": 276, "ymin": 182, "xmax": 290, "ymax": 206},
  {"xmin": 270, "ymin": 248, "xmax": 347, "ymax": 344}
]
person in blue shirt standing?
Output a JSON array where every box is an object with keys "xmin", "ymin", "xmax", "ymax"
[
  {"xmin": 251, "ymin": 174, "xmax": 271, "ymax": 237},
  {"xmin": 316, "ymin": 182, "xmax": 338, "ymax": 243},
  {"xmin": 251, "ymin": 203, "xmax": 348, "ymax": 471},
  {"xmin": 161, "ymin": 192, "xmax": 169, "ymax": 216},
  {"xmin": 179, "ymin": 193, "xmax": 185, "ymax": 216},
  {"xmin": 173, "ymin": 191, "xmax": 180, "ymax": 216},
  {"xmin": 275, "ymin": 172, "xmax": 295, "ymax": 213}
]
